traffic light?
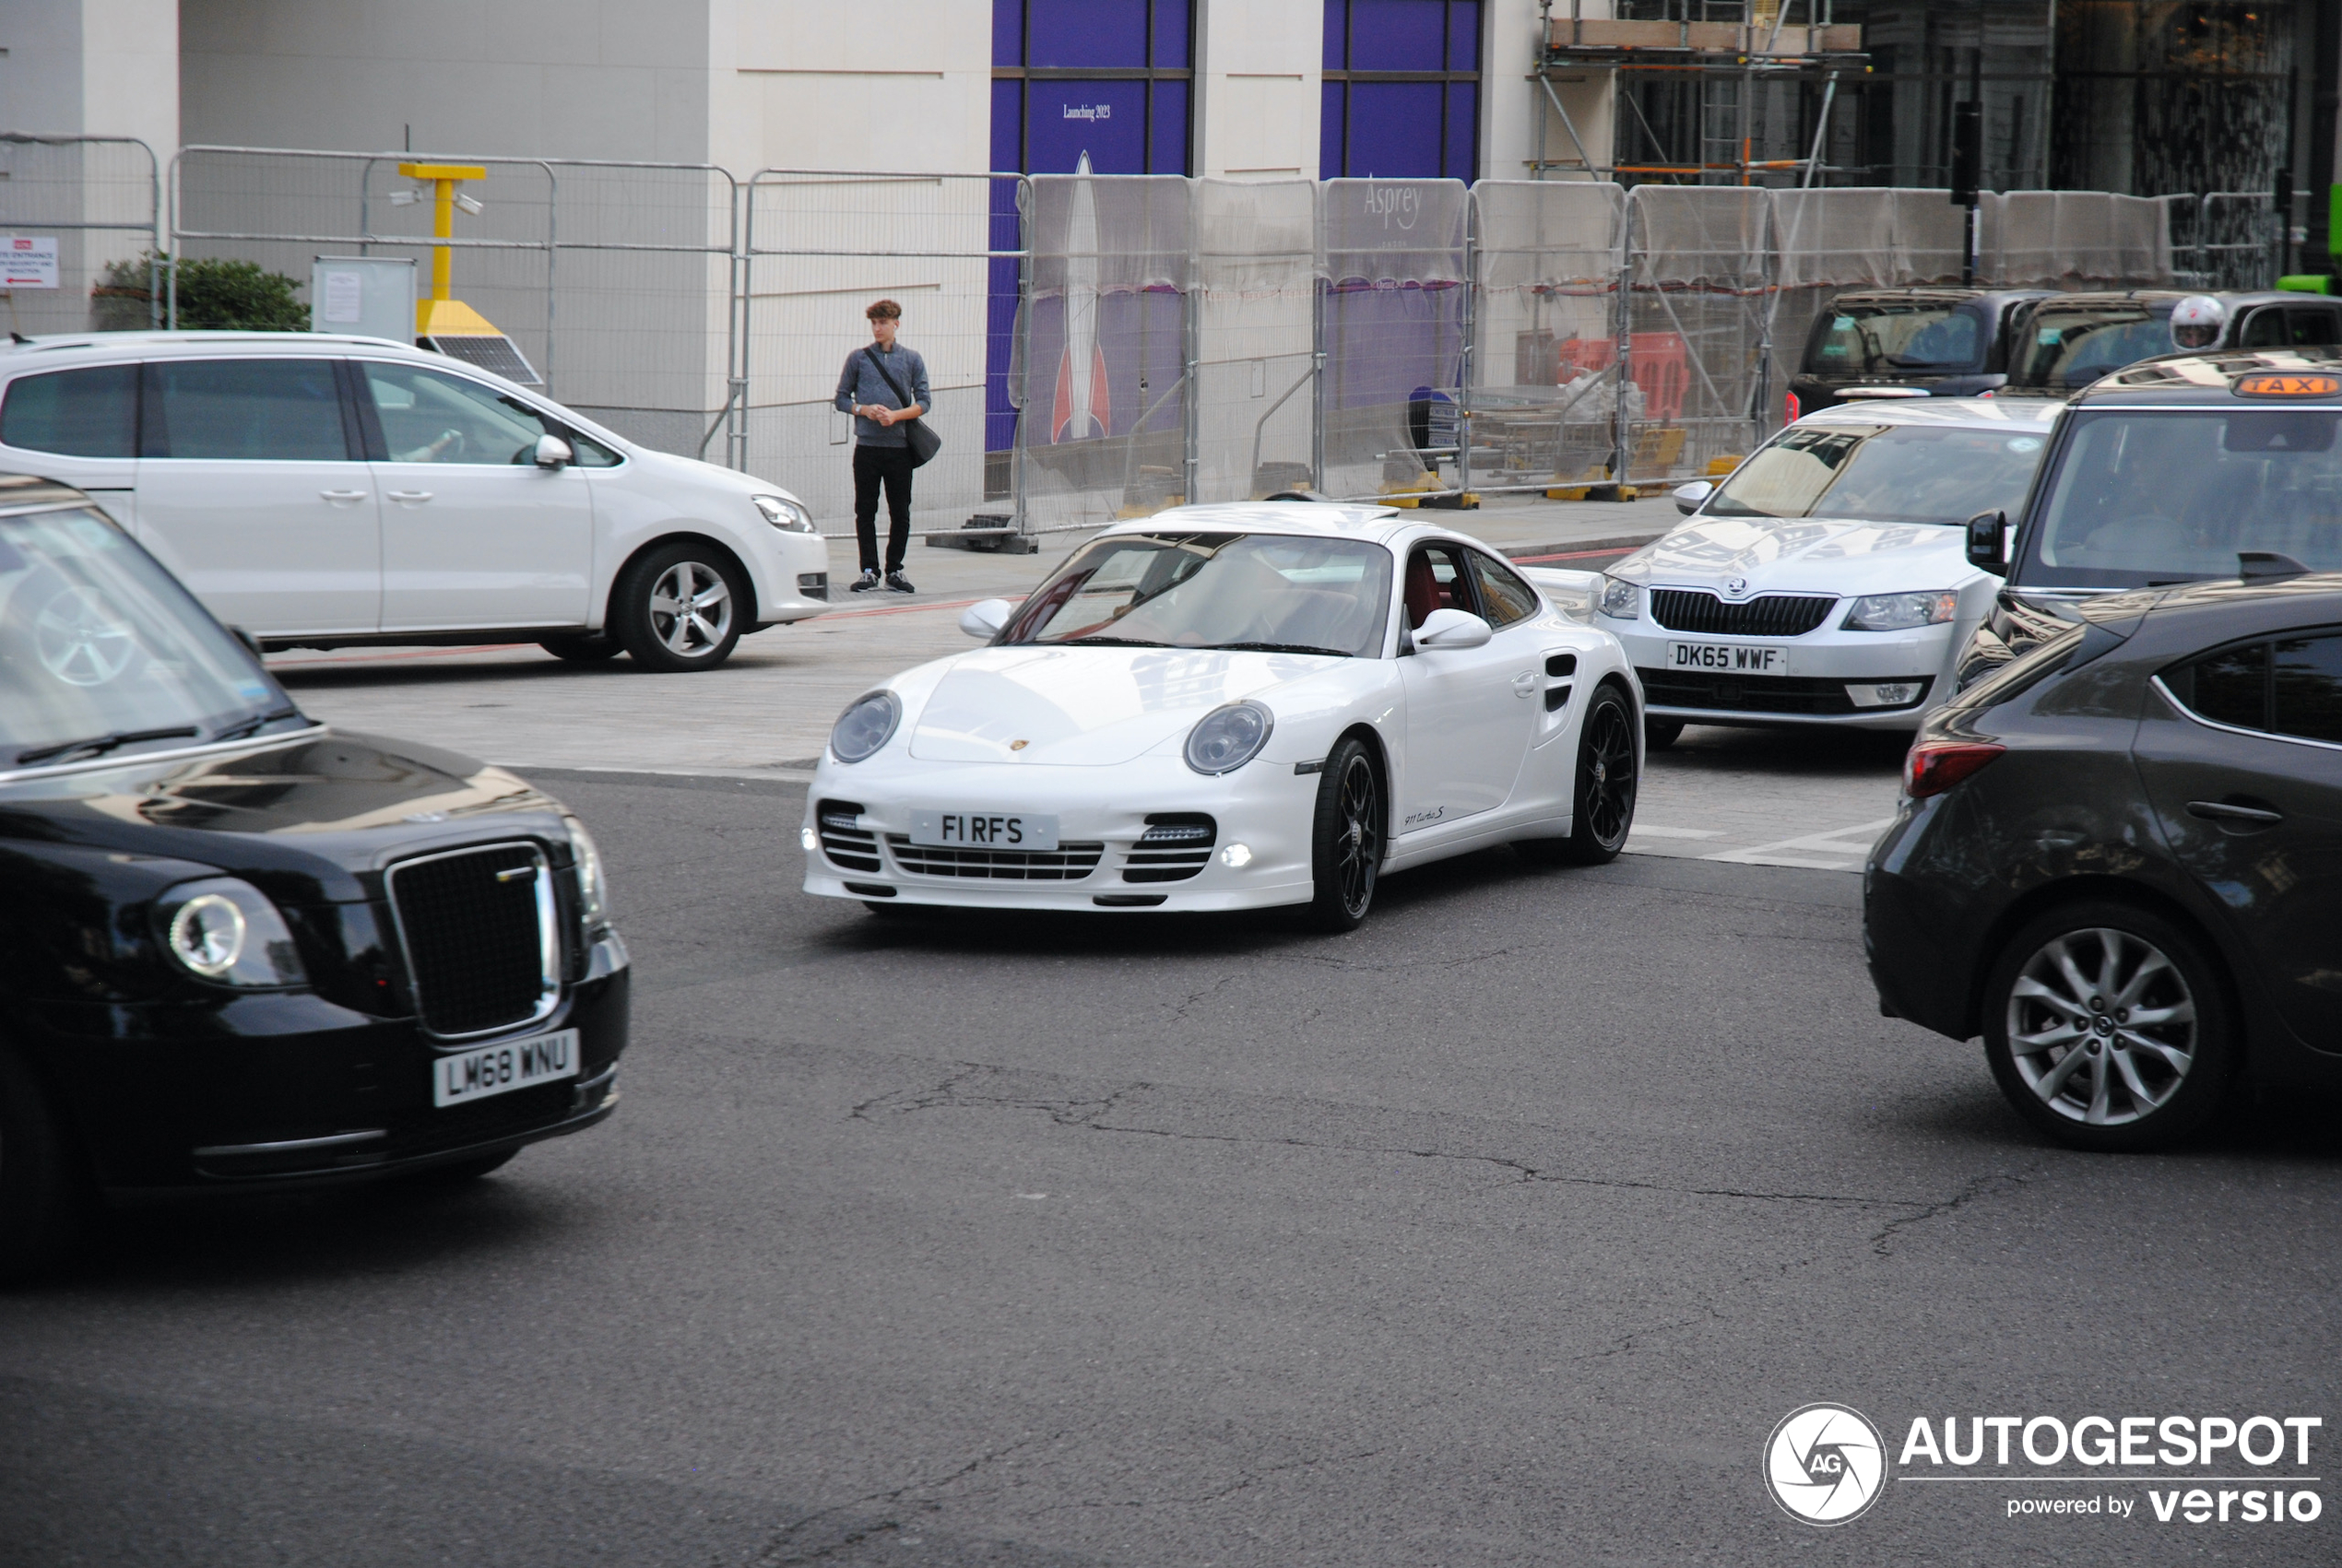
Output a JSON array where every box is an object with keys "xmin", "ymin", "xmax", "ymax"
[{"xmin": 1949, "ymin": 101, "xmax": 1982, "ymax": 208}]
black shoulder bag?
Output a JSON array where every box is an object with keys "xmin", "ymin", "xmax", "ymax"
[{"xmin": 860, "ymin": 348, "xmax": 941, "ymax": 468}]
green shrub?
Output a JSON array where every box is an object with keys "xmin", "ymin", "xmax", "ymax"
[{"xmin": 92, "ymin": 253, "xmax": 308, "ymax": 332}]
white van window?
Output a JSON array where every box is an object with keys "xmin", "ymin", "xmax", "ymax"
[
  {"xmin": 147, "ymin": 360, "xmax": 349, "ymax": 462},
  {"xmin": 0, "ymin": 366, "xmax": 138, "ymax": 458},
  {"xmin": 361, "ymin": 362, "xmax": 618, "ymax": 466}
]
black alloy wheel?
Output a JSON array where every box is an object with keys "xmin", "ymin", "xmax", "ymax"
[
  {"xmin": 1549, "ymin": 684, "xmax": 1638, "ymax": 864},
  {"xmin": 1644, "ymin": 717, "xmax": 1686, "ymax": 750},
  {"xmin": 611, "ymin": 542, "xmax": 749, "ymax": 672},
  {"xmin": 539, "ymin": 633, "xmax": 624, "ymax": 664},
  {"xmin": 1981, "ymin": 901, "xmax": 2236, "ymax": 1152},
  {"xmin": 1306, "ymin": 737, "xmax": 1383, "ymax": 933},
  {"xmin": 0, "ymin": 1050, "xmax": 85, "ymax": 1281}
]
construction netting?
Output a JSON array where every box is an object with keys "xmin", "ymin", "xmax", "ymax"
[{"xmin": 1469, "ymin": 181, "xmax": 1626, "ymax": 491}]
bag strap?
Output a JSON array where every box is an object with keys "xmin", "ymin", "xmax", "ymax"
[{"xmin": 861, "ymin": 347, "xmax": 917, "ymax": 419}]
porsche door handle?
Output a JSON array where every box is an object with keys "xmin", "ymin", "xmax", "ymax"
[
  {"xmin": 2186, "ymin": 799, "xmax": 2284, "ymax": 826},
  {"xmin": 1511, "ymin": 671, "xmax": 1538, "ymax": 698}
]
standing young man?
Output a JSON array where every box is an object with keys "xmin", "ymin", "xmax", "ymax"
[{"xmin": 834, "ymin": 300, "xmax": 932, "ymax": 593}]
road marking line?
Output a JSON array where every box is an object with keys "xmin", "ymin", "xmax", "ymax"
[
  {"xmin": 1627, "ymin": 824, "xmax": 1726, "ymax": 839},
  {"xmin": 1702, "ymin": 817, "xmax": 1898, "ymax": 866}
]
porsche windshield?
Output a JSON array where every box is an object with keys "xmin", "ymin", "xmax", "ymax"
[
  {"xmin": 1000, "ymin": 532, "xmax": 1394, "ymax": 657},
  {"xmin": 0, "ymin": 505, "xmax": 296, "ymax": 766},
  {"xmin": 2020, "ymin": 408, "xmax": 2342, "ymax": 588},
  {"xmin": 1706, "ymin": 422, "xmax": 2048, "ymax": 525}
]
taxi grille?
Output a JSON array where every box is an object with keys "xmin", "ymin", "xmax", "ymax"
[
  {"xmin": 816, "ymin": 799, "xmax": 881, "ymax": 871},
  {"xmin": 1124, "ymin": 815, "xmax": 1216, "ymax": 884},
  {"xmin": 885, "ymin": 836, "xmax": 1104, "ymax": 880},
  {"xmin": 385, "ymin": 842, "xmax": 558, "ymax": 1039},
  {"xmin": 1650, "ymin": 589, "xmax": 1837, "ymax": 637}
]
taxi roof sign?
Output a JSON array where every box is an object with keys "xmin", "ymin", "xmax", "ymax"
[{"xmin": 2234, "ymin": 371, "xmax": 2342, "ymax": 397}]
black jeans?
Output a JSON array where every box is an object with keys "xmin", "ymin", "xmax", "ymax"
[{"xmin": 853, "ymin": 443, "xmax": 914, "ymax": 573}]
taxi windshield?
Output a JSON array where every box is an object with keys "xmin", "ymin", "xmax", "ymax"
[
  {"xmin": 0, "ymin": 506, "xmax": 298, "ymax": 767},
  {"xmin": 1802, "ymin": 303, "xmax": 1985, "ymax": 377},
  {"xmin": 1000, "ymin": 532, "xmax": 1394, "ymax": 657},
  {"xmin": 1706, "ymin": 422, "xmax": 2049, "ymax": 525},
  {"xmin": 2021, "ymin": 408, "xmax": 2342, "ymax": 588},
  {"xmin": 2014, "ymin": 307, "xmax": 2175, "ymax": 388}
]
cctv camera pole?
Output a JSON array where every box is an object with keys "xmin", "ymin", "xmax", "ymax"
[{"xmin": 397, "ymin": 161, "xmax": 487, "ymax": 336}]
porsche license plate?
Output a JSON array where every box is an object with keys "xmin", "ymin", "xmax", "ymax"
[
  {"xmin": 910, "ymin": 810, "xmax": 1060, "ymax": 852},
  {"xmin": 432, "ymin": 1029, "xmax": 580, "ymax": 1108},
  {"xmin": 1668, "ymin": 641, "xmax": 1790, "ymax": 676}
]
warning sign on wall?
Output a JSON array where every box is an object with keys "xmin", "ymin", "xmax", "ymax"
[{"xmin": 3, "ymin": 237, "xmax": 60, "ymax": 289}]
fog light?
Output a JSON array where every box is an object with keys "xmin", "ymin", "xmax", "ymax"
[
  {"xmin": 1219, "ymin": 843, "xmax": 1253, "ymax": 867},
  {"xmin": 799, "ymin": 826, "xmax": 819, "ymax": 851},
  {"xmin": 1847, "ymin": 680, "xmax": 1925, "ymax": 709}
]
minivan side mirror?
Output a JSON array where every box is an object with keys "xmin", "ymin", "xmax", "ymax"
[
  {"xmin": 1673, "ymin": 478, "xmax": 1715, "ymax": 515},
  {"xmin": 1966, "ymin": 510, "xmax": 2008, "ymax": 576},
  {"xmin": 959, "ymin": 597, "xmax": 1012, "ymax": 639},
  {"xmin": 533, "ymin": 433, "xmax": 575, "ymax": 468},
  {"xmin": 1414, "ymin": 607, "xmax": 1494, "ymax": 651}
]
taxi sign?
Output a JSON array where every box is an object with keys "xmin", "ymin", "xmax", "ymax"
[{"xmin": 2234, "ymin": 371, "xmax": 2342, "ymax": 397}]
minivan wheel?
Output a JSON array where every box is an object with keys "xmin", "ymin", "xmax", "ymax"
[
  {"xmin": 612, "ymin": 544, "xmax": 748, "ymax": 672},
  {"xmin": 1981, "ymin": 902, "xmax": 2236, "ymax": 1152},
  {"xmin": 0, "ymin": 1050, "xmax": 85, "ymax": 1282},
  {"xmin": 539, "ymin": 633, "xmax": 623, "ymax": 664}
]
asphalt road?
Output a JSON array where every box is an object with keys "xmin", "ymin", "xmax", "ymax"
[{"xmin": 4, "ymin": 774, "xmax": 2337, "ymax": 1566}]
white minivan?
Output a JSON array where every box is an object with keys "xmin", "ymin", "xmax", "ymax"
[{"xmin": 0, "ymin": 332, "xmax": 832, "ymax": 670}]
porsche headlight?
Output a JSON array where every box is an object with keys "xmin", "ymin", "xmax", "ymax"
[
  {"xmin": 564, "ymin": 815, "xmax": 610, "ymax": 931},
  {"xmin": 1184, "ymin": 701, "xmax": 1274, "ymax": 775},
  {"xmin": 155, "ymin": 878, "xmax": 305, "ymax": 987},
  {"xmin": 831, "ymin": 690, "xmax": 902, "ymax": 763},
  {"xmin": 1845, "ymin": 591, "xmax": 1960, "ymax": 632},
  {"xmin": 752, "ymin": 493, "xmax": 817, "ymax": 534},
  {"xmin": 1599, "ymin": 576, "xmax": 1640, "ymax": 620}
]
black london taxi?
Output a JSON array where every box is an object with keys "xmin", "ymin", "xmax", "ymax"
[
  {"xmin": 1787, "ymin": 287, "xmax": 2052, "ymax": 417},
  {"xmin": 0, "ymin": 474, "xmax": 628, "ymax": 1277}
]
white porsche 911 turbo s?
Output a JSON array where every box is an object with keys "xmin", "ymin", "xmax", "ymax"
[
  {"xmin": 1595, "ymin": 396, "xmax": 2059, "ymax": 745},
  {"xmin": 799, "ymin": 501, "xmax": 1642, "ymax": 930}
]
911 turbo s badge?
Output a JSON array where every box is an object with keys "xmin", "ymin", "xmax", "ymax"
[{"xmin": 1403, "ymin": 806, "xmax": 1448, "ymax": 827}]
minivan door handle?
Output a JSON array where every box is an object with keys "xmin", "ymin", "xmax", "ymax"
[
  {"xmin": 2186, "ymin": 799, "xmax": 2285, "ymax": 827},
  {"xmin": 318, "ymin": 489, "xmax": 368, "ymax": 502},
  {"xmin": 384, "ymin": 489, "xmax": 434, "ymax": 503}
]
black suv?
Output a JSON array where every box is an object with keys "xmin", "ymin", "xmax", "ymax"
[
  {"xmin": 1866, "ymin": 572, "xmax": 2342, "ymax": 1150},
  {"xmin": 1788, "ymin": 288, "xmax": 2052, "ymax": 416},
  {"xmin": 0, "ymin": 475, "xmax": 629, "ymax": 1276}
]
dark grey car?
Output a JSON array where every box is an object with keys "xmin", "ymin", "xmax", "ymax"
[{"xmin": 1866, "ymin": 573, "xmax": 2342, "ymax": 1150}]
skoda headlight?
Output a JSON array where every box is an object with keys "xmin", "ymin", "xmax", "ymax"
[
  {"xmin": 1599, "ymin": 576, "xmax": 1640, "ymax": 620},
  {"xmin": 751, "ymin": 493, "xmax": 817, "ymax": 534},
  {"xmin": 1845, "ymin": 590, "xmax": 1960, "ymax": 632},
  {"xmin": 1184, "ymin": 701, "xmax": 1274, "ymax": 776},
  {"xmin": 563, "ymin": 815, "xmax": 610, "ymax": 932},
  {"xmin": 831, "ymin": 690, "xmax": 902, "ymax": 763},
  {"xmin": 155, "ymin": 878, "xmax": 305, "ymax": 987}
]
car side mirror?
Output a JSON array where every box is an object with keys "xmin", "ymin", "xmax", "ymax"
[
  {"xmin": 1965, "ymin": 510, "xmax": 2008, "ymax": 576},
  {"xmin": 1673, "ymin": 478, "xmax": 1715, "ymax": 515},
  {"xmin": 959, "ymin": 597, "xmax": 1012, "ymax": 639},
  {"xmin": 534, "ymin": 433, "xmax": 574, "ymax": 468},
  {"xmin": 1414, "ymin": 607, "xmax": 1493, "ymax": 651}
]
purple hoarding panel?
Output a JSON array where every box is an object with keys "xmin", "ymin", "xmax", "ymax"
[
  {"xmin": 1328, "ymin": 285, "xmax": 1461, "ymax": 412},
  {"xmin": 1026, "ymin": 290, "xmax": 1185, "ymax": 443},
  {"xmin": 1447, "ymin": 1, "xmax": 1481, "ymax": 71},
  {"xmin": 994, "ymin": 0, "xmax": 1023, "ymax": 68},
  {"xmin": 1152, "ymin": 0, "xmax": 1191, "ymax": 67},
  {"xmin": 1026, "ymin": 79, "xmax": 1150, "ymax": 173},
  {"xmin": 1443, "ymin": 84, "xmax": 1476, "ymax": 182},
  {"xmin": 1324, "ymin": 0, "xmax": 1347, "ymax": 68},
  {"xmin": 1349, "ymin": 0, "xmax": 1446, "ymax": 72},
  {"xmin": 1320, "ymin": 83, "xmax": 1345, "ymax": 178},
  {"xmin": 1026, "ymin": 0, "xmax": 1147, "ymax": 69},
  {"xmin": 991, "ymin": 77, "xmax": 1023, "ymax": 170},
  {"xmin": 1150, "ymin": 81, "xmax": 1189, "ymax": 175},
  {"xmin": 1344, "ymin": 82, "xmax": 1443, "ymax": 179}
]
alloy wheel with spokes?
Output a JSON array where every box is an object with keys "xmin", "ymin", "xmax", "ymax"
[
  {"xmin": 1984, "ymin": 902, "xmax": 2235, "ymax": 1151},
  {"xmin": 612, "ymin": 543, "xmax": 748, "ymax": 672},
  {"xmin": 1307, "ymin": 736, "xmax": 1382, "ymax": 932},
  {"xmin": 1544, "ymin": 684, "xmax": 1637, "ymax": 865}
]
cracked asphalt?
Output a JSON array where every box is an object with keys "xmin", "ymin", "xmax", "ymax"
[{"xmin": 4, "ymin": 772, "xmax": 2339, "ymax": 1566}]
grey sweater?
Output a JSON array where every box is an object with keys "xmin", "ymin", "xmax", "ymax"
[{"xmin": 834, "ymin": 343, "xmax": 933, "ymax": 448}]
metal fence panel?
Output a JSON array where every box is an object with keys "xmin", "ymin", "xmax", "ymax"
[
  {"xmin": 1319, "ymin": 178, "xmax": 1470, "ymax": 503},
  {"xmin": 1622, "ymin": 184, "xmax": 1771, "ymax": 485},
  {"xmin": 1467, "ymin": 180, "xmax": 1625, "ymax": 491},
  {"xmin": 0, "ymin": 135, "xmax": 160, "ymax": 336},
  {"xmin": 1192, "ymin": 178, "xmax": 1317, "ymax": 505}
]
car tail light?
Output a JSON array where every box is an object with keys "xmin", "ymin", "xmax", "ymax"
[
  {"xmin": 1784, "ymin": 391, "xmax": 1802, "ymax": 423},
  {"xmin": 1904, "ymin": 741, "xmax": 2005, "ymax": 798}
]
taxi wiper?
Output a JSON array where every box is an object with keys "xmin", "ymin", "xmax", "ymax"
[
  {"xmin": 15, "ymin": 725, "xmax": 200, "ymax": 766},
  {"xmin": 210, "ymin": 705, "xmax": 303, "ymax": 743},
  {"xmin": 1212, "ymin": 641, "xmax": 1351, "ymax": 656},
  {"xmin": 1058, "ymin": 635, "xmax": 1168, "ymax": 647}
]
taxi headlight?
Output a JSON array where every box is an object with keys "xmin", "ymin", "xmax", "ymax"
[
  {"xmin": 563, "ymin": 815, "xmax": 610, "ymax": 931},
  {"xmin": 1598, "ymin": 576, "xmax": 1640, "ymax": 619},
  {"xmin": 751, "ymin": 493, "xmax": 817, "ymax": 534},
  {"xmin": 1184, "ymin": 701, "xmax": 1274, "ymax": 775},
  {"xmin": 1845, "ymin": 591, "xmax": 1961, "ymax": 632},
  {"xmin": 831, "ymin": 690, "xmax": 902, "ymax": 763},
  {"xmin": 155, "ymin": 878, "xmax": 305, "ymax": 987}
]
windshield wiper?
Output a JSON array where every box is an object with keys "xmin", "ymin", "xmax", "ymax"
[
  {"xmin": 14, "ymin": 725, "xmax": 200, "ymax": 767},
  {"xmin": 1211, "ymin": 641, "xmax": 1351, "ymax": 657},
  {"xmin": 1055, "ymin": 635, "xmax": 1169, "ymax": 647},
  {"xmin": 210, "ymin": 705, "xmax": 304, "ymax": 744}
]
